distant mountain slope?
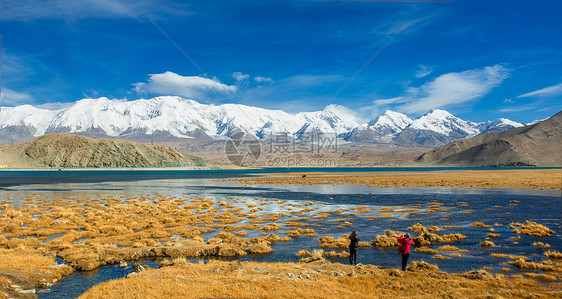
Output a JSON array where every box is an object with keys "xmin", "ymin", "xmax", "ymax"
[
  {"xmin": 417, "ymin": 111, "xmax": 562, "ymax": 167},
  {"xmin": 0, "ymin": 96, "xmax": 526, "ymax": 147},
  {"xmin": 0, "ymin": 133, "xmax": 206, "ymax": 168}
]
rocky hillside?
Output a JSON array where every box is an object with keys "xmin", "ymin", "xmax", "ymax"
[
  {"xmin": 0, "ymin": 133, "xmax": 205, "ymax": 168},
  {"xmin": 417, "ymin": 111, "xmax": 562, "ymax": 167}
]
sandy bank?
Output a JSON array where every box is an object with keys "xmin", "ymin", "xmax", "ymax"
[{"xmin": 223, "ymin": 169, "xmax": 562, "ymax": 190}]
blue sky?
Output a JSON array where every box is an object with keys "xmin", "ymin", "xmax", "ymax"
[{"xmin": 1, "ymin": 0, "xmax": 561, "ymax": 123}]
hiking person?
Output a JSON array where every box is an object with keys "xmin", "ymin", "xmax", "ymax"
[
  {"xmin": 397, "ymin": 234, "xmax": 413, "ymax": 271},
  {"xmin": 348, "ymin": 230, "xmax": 359, "ymax": 265}
]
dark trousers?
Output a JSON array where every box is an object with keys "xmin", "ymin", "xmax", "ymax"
[
  {"xmin": 401, "ymin": 253, "xmax": 410, "ymax": 271},
  {"xmin": 349, "ymin": 248, "xmax": 357, "ymax": 265}
]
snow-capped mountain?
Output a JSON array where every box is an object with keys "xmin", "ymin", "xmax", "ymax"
[
  {"xmin": 0, "ymin": 96, "xmax": 525, "ymax": 147},
  {"xmin": 477, "ymin": 118, "xmax": 524, "ymax": 134},
  {"xmin": 408, "ymin": 109, "xmax": 480, "ymax": 137},
  {"xmin": 368, "ymin": 110, "xmax": 413, "ymax": 137}
]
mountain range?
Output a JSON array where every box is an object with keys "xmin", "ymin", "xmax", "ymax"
[
  {"xmin": 0, "ymin": 96, "xmax": 529, "ymax": 147},
  {"xmin": 417, "ymin": 111, "xmax": 561, "ymax": 167}
]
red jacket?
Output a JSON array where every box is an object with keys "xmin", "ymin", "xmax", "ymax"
[{"xmin": 397, "ymin": 236, "xmax": 413, "ymax": 254}]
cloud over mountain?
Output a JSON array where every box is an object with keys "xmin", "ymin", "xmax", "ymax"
[
  {"xmin": 398, "ymin": 65, "xmax": 510, "ymax": 114},
  {"xmin": 133, "ymin": 71, "xmax": 237, "ymax": 100}
]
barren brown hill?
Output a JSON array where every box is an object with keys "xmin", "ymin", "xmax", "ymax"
[
  {"xmin": 0, "ymin": 133, "xmax": 206, "ymax": 168},
  {"xmin": 417, "ymin": 111, "xmax": 562, "ymax": 167}
]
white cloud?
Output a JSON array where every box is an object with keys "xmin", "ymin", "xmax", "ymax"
[
  {"xmin": 232, "ymin": 72, "xmax": 250, "ymax": 82},
  {"xmin": 397, "ymin": 64, "xmax": 510, "ymax": 114},
  {"xmin": 133, "ymin": 71, "xmax": 237, "ymax": 100},
  {"xmin": 498, "ymin": 103, "xmax": 538, "ymax": 113},
  {"xmin": 0, "ymin": 88, "xmax": 34, "ymax": 106},
  {"xmin": 415, "ymin": 64, "xmax": 433, "ymax": 78},
  {"xmin": 323, "ymin": 103, "xmax": 363, "ymax": 123},
  {"xmin": 254, "ymin": 76, "xmax": 273, "ymax": 83},
  {"xmin": 516, "ymin": 83, "xmax": 562, "ymax": 98},
  {"xmin": 372, "ymin": 97, "xmax": 406, "ymax": 106},
  {"xmin": 361, "ymin": 97, "xmax": 406, "ymax": 118}
]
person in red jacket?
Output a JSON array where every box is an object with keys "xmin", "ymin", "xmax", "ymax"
[{"xmin": 397, "ymin": 234, "xmax": 413, "ymax": 271}]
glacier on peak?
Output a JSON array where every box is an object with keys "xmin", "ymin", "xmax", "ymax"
[{"xmin": 0, "ymin": 97, "xmax": 524, "ymax": 147}]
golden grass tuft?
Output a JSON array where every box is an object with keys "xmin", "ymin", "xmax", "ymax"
[
  {"xmin": 296, "ymin": 250, "xmax": 311, "ymax": 257},
  {"xmin": 544, "ymin": 250, "xmax": 562, "ymax": 259},
  {"xmin": 429, "ymin": 225, "xmax": 441, "ymax": 232},
  {"xmin": 246, "ymin": 242, "xmax": 275, "ymax": 254},
  {"xmin": 513, "ymin": 221, "xmax": 555, "ymax": 237},
  {"xmin": 318, "ymin": 235, "xmax": 351, "ymax": 248},
  {"xmin": 285, "ymin": 230, "xmax": 302, "ymax": 238},
  {"xmin": 524, "ymin": 273, "xmax": 557, "ymax": 282},
  {"xmin": 0, "ymin": 248, "xmax": 73, "ymax": 289},
  {"xmin": 470, "ymin": 222, "xmax": 491, "ymax": 228},
  {"xmin": 480, "ymin": 241, "xmax": 495, "ymax": 247},
  {"xmin": 415, "ymin": 247, "xmax": 439, "ymax": 254},
  {"xmin": 507, "ymin": 259, "xmax": 556, "ymax": 271},
  {"xmin": 438, "ymin": 245, "xmax": 459, "ymax": 252},
  {"xmin": 433, "ymin": 254, "xmax": 452, "ymax": 260},
  {"xmin": 406, "ymin": 261, "xmax": 439, "ymax": 272},
  {"xmin": 311, "ymin": 249, "xmax": 324, "ymax": 259},
  {"xmin": 533, "ymin": 242, "xmax": 551, "ymax": 248}
]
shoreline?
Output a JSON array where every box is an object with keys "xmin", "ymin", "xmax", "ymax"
[
  {"xmin": 223, "ymin": 169, "xmax": 562, "ymax": 191},
  {"xmin": 0, "ymin": 166, "xmax": 559, "ymax": 171}
]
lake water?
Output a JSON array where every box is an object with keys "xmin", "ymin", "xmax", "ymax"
[{"xmin": 0, "ymin": 168, "xmax": 559, "ymax": 298}]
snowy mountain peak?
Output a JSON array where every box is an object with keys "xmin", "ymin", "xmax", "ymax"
[
  {"xmin": 409, "ymin": 109, "xmax": 479, "ymax": 136},
  {"xmin": 477, "ymin": 118, "xmax": 524, "ymax": 134},
  {"xmin": 0, "ymin": 97, "xmax": 526, "ymax": 147},
  {"xmin": 368, "ymin": 110, "xmax": 413, "ymax": 136}
]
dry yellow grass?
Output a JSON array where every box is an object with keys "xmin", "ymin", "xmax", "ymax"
[
  {"xmin": 545, "ymin": 250, "xmax": 562, "ymax": 259},
  {"xmin": 470, "ymin": 222, "xmax": 491, "ymax": 228},
  {"xmin": 0, "ymin": 248, "xmax": 73, "ymax": 297},
  {"xmin": 533, "ymin": 242, "xmax": 551, "ymax": 248},
  {"xmin": 438, "ymin": 245, "xmax": 459, "ymax": 252},
  {"xmin": 246, "ymin": 242, "xmax": 275, "ymax": 254},
  {"xmin": 318, "ymin": 235, "xmax": 351, "ymax": 248},
  {"xmin": 524, "ymin": 273, "xmax": 558, "ymax": 282},
  {"xmin": 223, "ymin": 169, "xmax": 561, "ymax": 190},
  {"xmin": 415, "ymin": 247, "xmax": 438, "ymax": 254},
  {"xmin": 79, "ymin": 260, "xmax": 562, "ymax": 299},
  {"xmin": 512, "ymin": 221, "xmax": 555, "ymax": 237}
]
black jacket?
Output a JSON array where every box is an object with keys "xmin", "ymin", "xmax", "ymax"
[{"xmin": 349, "ymin": 235, "xmax": 359, "ymax": 249}]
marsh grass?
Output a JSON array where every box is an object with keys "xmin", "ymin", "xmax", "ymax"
[{"xmin": 79, "ymin": 259, "xmax": 562, "ymax": 299}]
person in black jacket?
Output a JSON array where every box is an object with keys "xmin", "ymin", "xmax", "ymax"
[{"xmin": 348, "ymin": 231, "xmax": 359, "ymax": 265}]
